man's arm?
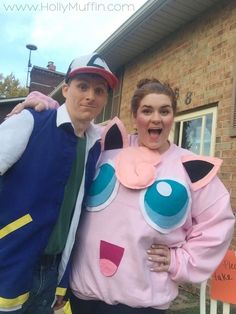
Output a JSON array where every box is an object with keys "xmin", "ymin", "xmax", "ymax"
[
  {"xmin": 7, "ymin": 91, "xmax": 59, "ymax": 117},
  {"xmin": 0, "ymin": 110, "xmax": 34, "ymax": 175}
]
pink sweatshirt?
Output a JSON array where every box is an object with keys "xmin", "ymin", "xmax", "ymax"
[
  {"xmin": 70, "ymin": 119, "xmax": 234, "ymax": 309},
  {"xmin": 23, "ymin": 94, "xmax": 234, "ymax": 309}
]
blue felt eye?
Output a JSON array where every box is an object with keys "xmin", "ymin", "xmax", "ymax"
[
  {"xmin": 140, "ymin": 179, "xmax": 191, "ymax": 233},
  {"xmin": 86, "ymin": 162, "xmax": 119, "ymax": 211}
]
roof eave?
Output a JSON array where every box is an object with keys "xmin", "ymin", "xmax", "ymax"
[{"xmin": 96, "ymin": 0, "xmax": 166, "ymax": 54}]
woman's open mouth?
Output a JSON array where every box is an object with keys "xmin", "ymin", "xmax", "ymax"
[{"xmin": 148, "ymin": 128, "xmax": 162, "ymax": 139}]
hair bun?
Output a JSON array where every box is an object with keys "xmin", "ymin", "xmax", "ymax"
[{"xmin": 136, "ymin": 78, "xmax": 161, "ymax": 89}]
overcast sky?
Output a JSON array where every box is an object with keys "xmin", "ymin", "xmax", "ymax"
[{"xmin": 0, "ymin": 0, "xmax": 147, "ymax": 86}]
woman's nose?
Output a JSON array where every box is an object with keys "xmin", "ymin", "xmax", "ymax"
[{"xmin": 151, "ymin": 111, "xmax": 161, "ymax": 122}]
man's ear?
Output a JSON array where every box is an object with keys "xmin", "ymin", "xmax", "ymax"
[{"xmin": 62, "ymin": 83, "xmax": 69, "ymax": 98}]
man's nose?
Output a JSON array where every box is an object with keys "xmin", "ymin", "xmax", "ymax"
[{"xmin": 86, "ymin": 88, "xmax": 95, "ymax": 100}]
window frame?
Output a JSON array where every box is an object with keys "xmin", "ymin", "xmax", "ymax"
[
  {"xmin": 230, "ymin": 42, "xmax": 236, "ymax": 136},
  {"xmin": 171, "ymin": 106, "xmax": 218, "ymax": 156}
]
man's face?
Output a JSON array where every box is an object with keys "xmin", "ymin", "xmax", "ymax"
[{"xmin": 62, "ymin": 74, "xmax": 109, "ymax": 125}]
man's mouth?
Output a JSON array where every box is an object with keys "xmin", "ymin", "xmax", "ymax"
[{"xmin": 81, "ymin": 104, "xmax": 96, "ymax": 108}]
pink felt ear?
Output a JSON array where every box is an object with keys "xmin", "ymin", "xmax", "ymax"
[
  {"xmin": 101, "ymin": 117, "xmax": 129, "ymax": 151},
  {"xmin": 181, "ymin": 155, "xmax": 222, "ymax": 191}
]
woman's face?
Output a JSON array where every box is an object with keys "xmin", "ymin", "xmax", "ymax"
[{"xmin": 133, "ymin": 93, "xmax": 174, "ymax": 153}]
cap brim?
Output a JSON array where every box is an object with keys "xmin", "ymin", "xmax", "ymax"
[{"xmin": 68, "ymin": 67, "xmax": 118, "ymax": 89}]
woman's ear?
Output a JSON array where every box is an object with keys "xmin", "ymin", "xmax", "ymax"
[
  {"xmin": 132, "ymin": 112, "xmax": 137, "ymax": 128},
  {"xmin": 131, "ymin": 118, "xmax": 137, "ymax": 134}
]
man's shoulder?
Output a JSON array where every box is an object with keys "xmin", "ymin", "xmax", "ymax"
[
  {"xmin": 26, "ymin": 109, "xmax": 58, "ymax": 134},
  {"xmin": 26, "ymin": 108, "xmax": 57, "ymax": 122}
]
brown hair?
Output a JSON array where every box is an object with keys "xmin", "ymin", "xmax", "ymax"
[
  {"xmin": 131, "ymin": 78, "xmax": 177, "ymax": 116},
  {"xmin": 66, "ymin": 73, "xmax": 110, "ymax": 91}
]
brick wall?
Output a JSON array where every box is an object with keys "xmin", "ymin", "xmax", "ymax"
[
  {"xmin": 30, "ymin": 67, "xmax": 64, "ymax": 95},
  {"xmin": 118, "ymin": 0, "xmax": 236, "ymax": 248}
]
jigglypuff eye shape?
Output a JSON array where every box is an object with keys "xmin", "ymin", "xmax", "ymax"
[
  {"xmin": 86, "ymin": 163, "xmax": 119, "ymax": 211},
  {"xmin": 140, "ymin": 179, "xmax": 191, "ymax": 233}
]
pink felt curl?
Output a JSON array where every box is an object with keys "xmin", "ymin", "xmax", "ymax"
[{"xmin": 115, "ymin": 146, "xmax": 161, "ymax": 189}]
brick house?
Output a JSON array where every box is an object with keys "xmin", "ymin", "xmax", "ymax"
[
  {"xmin": 93, "ymin": 0, "xmax": 236, "ymax": 247},
  {"xmin": 0, "ymin": 62, "xmax": 65, "ymax": 122},
  {"xmin": 29, "ymin": 62, "xmax": 65, "ymax": 95}
]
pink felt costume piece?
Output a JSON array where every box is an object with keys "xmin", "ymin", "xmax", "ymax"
[
  {"xmin": 99, "ymin": 240, "xmax": 124, "ymax": 277},
  {"xmin": 115, "ymin": 146, "xmax": 161, "ymax": 189},
  {"xmin": 181, "ymin": 155, "xmax": 222, "ymax": 191}
]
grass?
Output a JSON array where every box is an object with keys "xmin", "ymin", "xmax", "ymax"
[{"xmin": 166, "ymin": 287, "xmax": 236, "ymax": 314}]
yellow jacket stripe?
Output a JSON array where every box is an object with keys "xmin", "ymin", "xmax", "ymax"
[
  {"xmin": 0, "ymin": 214, "xmax": 32, "ymax": 239},
  {"xmin": 56, "ymin": 287, "xmax": 67, "ymax": 296},
  {"xmin": 0, "ymin": 292, "xmax": 29, "ymax": 308}
]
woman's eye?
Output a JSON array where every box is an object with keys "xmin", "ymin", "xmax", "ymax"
[
  {"xmin": 86, "ymin": 163, "xmax": 118, "ymax": 211},
  {"xmin": 160, "ymin": 109, "xmax": 169, "ymax": 116},
  {"xmin": 140, "ymin": 179, "xmax": 190, "ymax": 233},
  {"xmin": 142, "ymin": 109, "xmax": 152, "ymax": 115}
]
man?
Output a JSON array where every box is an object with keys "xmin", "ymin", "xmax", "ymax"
[{"xmin": 0, "ymin": 53, "xmax": 118, "ymax": 314}]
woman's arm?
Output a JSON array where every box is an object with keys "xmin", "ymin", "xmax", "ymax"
[
  {"xmin": 7, "ymin": 91, "xmax": 59, "ymax": 117},
  {"xmin": 147, "ymin": 177, "xmax": 235, "ymax": 283},
  {"xmin": 0, "ymin": 110, "xmax": 34, "ymax": 174},
  {"xmin": 168, "ymin": 178, "xmax": 234, "ymax": 283}
]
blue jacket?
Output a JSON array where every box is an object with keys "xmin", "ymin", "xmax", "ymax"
[{"xmin": 0, "ymin": 109, "xmax": 101, "ymax": 310}]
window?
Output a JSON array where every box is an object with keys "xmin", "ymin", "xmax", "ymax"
[
  {"xmin": 172, "ymin": 107, "xmax": 217, "ymax": 156},
  {"xmin": 95, "ymin": 91, "xmax": 114, "ymax": 123},
  {"xmin": 95, "ymin": 69, "xmax": 123, "ymax": 124}
]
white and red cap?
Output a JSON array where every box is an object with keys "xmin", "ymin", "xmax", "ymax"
[{"xmin": 65, "ymin": 53, "xmax": 118, "ymax": 89}]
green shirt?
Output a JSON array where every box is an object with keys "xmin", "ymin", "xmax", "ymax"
[{"xmin": 45, "ymin": 136, "xmax": 87, "ymax": 255}]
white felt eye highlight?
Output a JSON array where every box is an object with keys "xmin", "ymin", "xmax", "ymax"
[{"xmin": 156, "ymin": 181, "xmax": 172, "ymax": 197}]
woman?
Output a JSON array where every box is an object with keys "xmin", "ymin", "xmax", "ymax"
[
  {"xmin": 10, "ymin": 79, "xmax": 235, "ymax": 314},
  {"xmin": 68, "ymin": 78, "xmax": 235, "ymax": 313}
]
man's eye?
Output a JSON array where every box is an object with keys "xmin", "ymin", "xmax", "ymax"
[
  {"xmin": 95, "ymin": 88, "xmax": 105, "ymax": 95},
  {"xmin": 78, "ymin": 83, "xmax": 88, "ymax": 90}
]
